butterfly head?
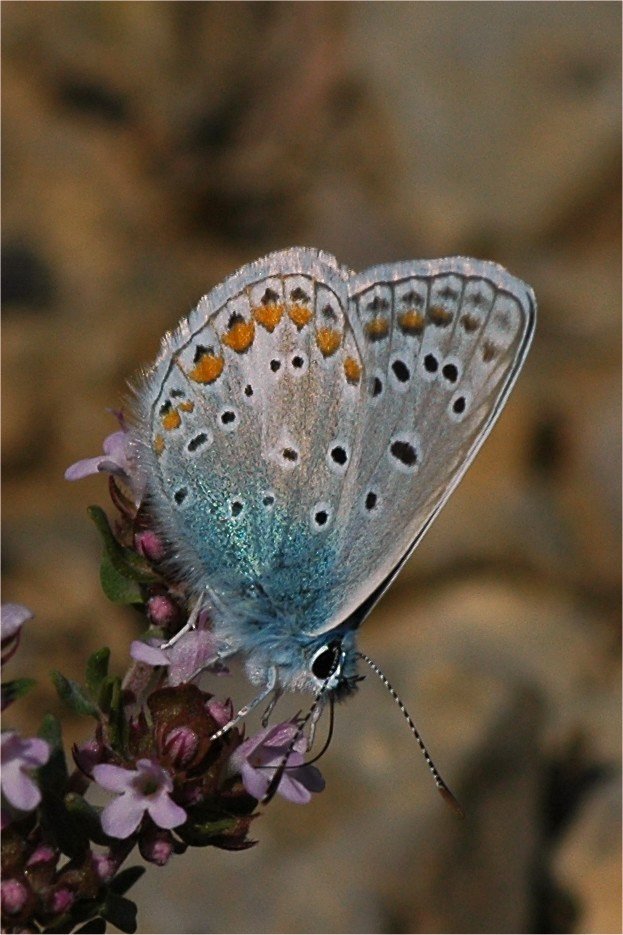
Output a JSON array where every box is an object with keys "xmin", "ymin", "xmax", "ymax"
[
  {"xmin": 307, "ymin": 634, "xmax": 362, "ymax": 700},
  {"xmin": 244, "ymin": 626, "xmax": 362, "ymax": 700}
]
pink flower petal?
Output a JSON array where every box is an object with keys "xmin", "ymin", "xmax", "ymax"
[
  {"xmin": 130, "ymin": 640, "xmax": 169, "ymax": 666},
  {"xmin": 276, "ymin": 773, "xmax": 313, "ymax": 805},
  {"xmin": 102, "ymin": 430, "xmax": 130, "ymax": 465},
  {"xmin": 20, "ymin": 737, "xmax": 50, "ymax": 766},
  {"xmin": 167, "ymin": 630, "xmax": 219, "ymax": 685},
  {"xmin": 240, "ymin": 761, "xmax": 269, "ymax": 801},
  {"xmin": 93, "ymin": 763, "xmax": 136, "ymax": 793},
  {"xmin": 2, "ymin": 764, "xmax": 42, "ymax": 811},
  {"xmin": 64, "ymin": 456, "xmax": 110, "ymax": 481},
  {"xmin": 1, "ymin": 604, "xmax": 33, "ymax": 640},
  {"xmin": 146, "ymin": 791, "xmax": 187, "ymax": 830},
  {"xmin": 100, "ymin": 793, "xmax": 144, "ymax": 839}
]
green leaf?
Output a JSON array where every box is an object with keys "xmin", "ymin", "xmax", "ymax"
[
  {"xmin": 37, "ymin": 718, "xmax": 89, "ymax": 859},
  {"xmin": 98, "ymin": 676, "xmax": 124, "ymax": 751},
  {"xmin": 88, "ymin": 506, "xmax": 157, "ymax": 584},
  {"xmin": 101, "ymin": 892, "xmax": 137, "ymax": 934},
  {"xmin": 176, "ymin": 816, "xmax": 238, "ymax": 847},
  {"xmin": 51, "ymin": 671, "xmax": 100, "ymax": 718},
  {"xmin": 99, "ymin": 552, "xmax": 144, "ymax": 605},
  {"xmin": 38, "ymin": 714, "xmax": 67, "ymax": 794},
  {"xmin": 109, "ymin": 866, "xmax": 145, "ymax": 896},
  {"xmin": 39, "ymin": 712, "xmax": 63, "ymax": 750},
  {"xmin": 64, "ymin": 793, "xmax": 109, "ymax": 846},
  {"xmin": 85, "ymin": 647, "xmax": 110, "ymax": 698},
  {"xmin": 74, "ymin": 918, "xmax": 107, "ymax": 933},
  {"xmin": 2, "ymin": 677, "xmax": 36, "ymax": 706}
]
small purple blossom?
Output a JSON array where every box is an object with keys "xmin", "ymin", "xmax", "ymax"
[
  {"xmin": 92, "ymin": 852, "xmax": 116, "ymax": 883},
  {"xmin": 139, "ymin": 826, "xmax": 175, "ymax": 866},
  {"xmin": 1, "ymin": 603, "xmax": 33, "ymax": 667},
  {"xmin": 1, "ymin": 878, "xmax": 29, "ymax": 916},
  {"xmin": 145, "ymin": 593, "xmax": 184, "ymax": 630},
  {"xmin": 230, "ymin": 721, "xmax": 325, "ymax": 805},
  {"xmin": 134, "ymin": 529, "xmax": 167, "ymax": 564},
  {"xmin": 1, "ymin": 731, "xmax": 50, "ymax": 813},
  {"xmin": 92, "ymin": 759, "xmax": 187, "ymax": 839},
  {"xmin": 130, "ymin": 627, "xmax": 222, "ymax": 686},
  {"xmin": 48, "ymin": 886, "xmax": 74, "ymax": 915},
  {"xmin": 25, "ymin": 845, "xmax": 58, "ymax": 870},
  {"xmin": 65, "ymin": 414, "xmax": 144, "ymax": 503}
]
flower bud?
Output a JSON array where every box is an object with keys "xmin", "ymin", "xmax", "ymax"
[
  {"xmin": 139, "ymin": 827, "xmax": 174, "ymax": 866},
  {"xmin": 72, "ymin": 738, "xmax": 105, "ymax": 777},
  {"xmin": 162, "ymin": 726, "xmax": 200, "ymax": 770},
  {"xmin": 146, "ymin": 594, "xmax": 183, "ymax": 630},
  {"xmin": 1, "ymin": 879, "xmax": 29, "ymax": 915},
  {"xmin": 48, "ymin": 886, "xmax": 74, "ymax": 914},
  {"xmin": 134, "ymin": 529, "xmax": 166, "ymax": 563},
  {"xmin": 25, "ymin": 844, "xmax": 57, "ymax": 870},
  {"xmin": 207, "ymin": 697, "xmax": 234, "ymax": 728},
  {"xmin": 92, "ymin": 853, "xmax": 115, "ymax": 883}
]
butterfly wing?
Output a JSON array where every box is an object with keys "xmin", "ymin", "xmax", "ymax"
[
  {"xmin": 133, "ymin": 251, "xmax": 534, "ymax": 645},
  {"xmin": 309, "ymin": 256, "xmax": 536, "ymax": 634},
  {"xmin": 133, "ymin": 248, "xmax": 370, "ymax": 633}
]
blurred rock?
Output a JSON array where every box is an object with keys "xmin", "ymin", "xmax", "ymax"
[
  {"xmin": 1, "ymin": 3, "xmax": 619, "ymax": 932},
  {"xmin": 552, "ymin": 777, "xmax": 622, "ymax": 935}
]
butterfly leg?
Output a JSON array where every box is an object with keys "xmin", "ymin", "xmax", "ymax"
[
  {"xmin": 260, "ymin": 687, "xmax": 283, "ymax": 727},
  {"xmin": 307, "ymin": 700, "xmax": 325, "ymax": 750},
  {"xmin": 210, "ymin": 667, "xmax": 278, "ymax": 742},
  {"xmin": 159, "ymin": 594, "xmax": 203, "ymax": 650}
]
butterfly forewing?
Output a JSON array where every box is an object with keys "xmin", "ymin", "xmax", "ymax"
[{"xmin": 135, "ymin": 249, "xmax": 366, "ymax": 629}]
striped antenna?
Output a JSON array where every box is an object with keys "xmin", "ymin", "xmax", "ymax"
[{"xmin": 357, "ymin": 651, "xmax": 465, "ymax": 818}]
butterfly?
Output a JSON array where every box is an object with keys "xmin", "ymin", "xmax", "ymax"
[{"xmin": 131, "ymin": 248, "xmax": 535, "ymax": 791}]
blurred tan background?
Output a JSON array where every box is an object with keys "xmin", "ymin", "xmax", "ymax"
[{"xmin": 2, "ymin": 3, "xmax": 621, "ymax": 933}]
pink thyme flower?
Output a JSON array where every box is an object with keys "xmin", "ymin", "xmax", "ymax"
[
  {"xmin": 64, "ymin": 413, "xmax": 144, "ymax": 503},
  {"xmin": 130, "ymin": 627, "xmax": 222, "ymax": 686},
  {"xmin": 230, "ymin": 721, "xmax": 325, "ymax": 805},
  {"xmin": 92, "ymin": 759, "xmax": 187, "ymax": 839},
  {"xmin": 1, "ymin": 731, "xmax": 50, "ymax": 812},
  {"xmin": 1, "ymin": 603, "xmax": 33, "ymax": 667}
]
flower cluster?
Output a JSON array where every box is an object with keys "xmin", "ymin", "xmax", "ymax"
[{"xmin": 1, "ymin": 415, "xmax": 324, "ymax": 933}]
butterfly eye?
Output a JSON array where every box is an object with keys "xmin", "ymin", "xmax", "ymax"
[{"xmin": 311, "ymin": 640, "xmax": 342, "ymax": 681}]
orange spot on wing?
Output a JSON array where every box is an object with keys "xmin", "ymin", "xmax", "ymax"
[
  {"xmin": 398, "ymin": 310, "xmax": 425, "ymax": 335},
  {"xmin": 253, "ymin": 304, "xmax": 284, "ymax": 332},
  {"xmin": 316, "ymin": 327, "xmax": 342, "ymax": 357},
  {"xmin": 188, "ymin": 353, "xmax": 224, "ymax": 384},
  {"xmin": 460, "ymin": 313, "xmax": 480, "ymax": 333},
  {"xmin": 162, "ymin": 409, "xmax": 181, "ymax": 431},
  {"xmin": 429, "ymin": 305, "xmax": 453, "ymax": 326},
  {"xmin": 154, "ymin": 435, "xmax": 165, "ymax": 456},
  {"xmin": 222, "ymin": 320, "xmax": 255, "ymax": 353},
  {"xmin": 343, "ymin": 356, "xmax": 362, "ymax": 384},
  {"xmin": 288, "ymin": 304, "xmax": 313, "ymax": 329},
  {"xmin": 482, "ymin": 340, "xmax": 498, "ymax": 362},
  {"xmin": 179, "ymin": 401, "xmax": 194, "ymax": 412},
  {"xmin": 364, "ymin": 317, "xmax": 389, "ymax": 341}
]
